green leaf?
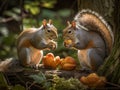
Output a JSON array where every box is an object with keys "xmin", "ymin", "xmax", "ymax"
[
  {"xmin": 42, "ymin": 9, "xmax": 56, "ymax": 18},
  {"xmin": 43, "ymin": 81, "xmax": 52, "ymax": 89},
  {"xmin": 41, "ymin": 0, "xmax": 56, "ymax": 8},
  {"xmin": 12, "ymin": 8, "xmax": 20, "ymax": 14},
  {"xmin": 0, "ymin": 72, "xmax": 8, "ymax": 86},
  {"xmin": 2, "ymin": 33, "xmax": 15, "ymax": 45},
  {"xmin": 24, "ymin": 4, "xmax": 31, "ymax": 10},
  {"xmin": 50, "ymin": 75, "xmax": 87, "ymax": 90},
  {"xmin": 29, "ymin": 72, "xmax": 46, "ymax": 84},
  {"xmin": 42, "ymin": 3, "xmax": 54, "ymax": 8},
  {"xmin": 58, "ymin": 9, "xmax": 71, "ymax": 17},
  {"xmin": 30, "ymin": 7, "xmax": 40, "ymax": 15},
  {"xmin": 12, "ymin": 84, "xmax": 25, "ymax": 90},
  {"xmin": 24, "ymin": 1, "xmax": 40, "ymax": 15}
]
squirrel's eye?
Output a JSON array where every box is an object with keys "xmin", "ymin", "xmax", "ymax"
[
  {"xmin": 68, "ymin": 30, "xmax": 71, "ymax": 33},
  {"xmin": 47, "ymin": 30, "xmax": 51, "ymax": 32}
]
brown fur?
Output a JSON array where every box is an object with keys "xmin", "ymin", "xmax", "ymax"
[
  {"xmin": 17, "ymin": 29, "xmax": 35, "ymax": 48},
  {"xmin": 75, "ymin": 10, "xmax": 114, "ymax": 55},
  {"xmin": 30, "ymin": 47, "xmax": 41, "ymax": 65},
  {"xmin": 17, "ymin": 23, "xmax": 58, "ymax": 68},
  {"xmin": 78, "ymin": 41, "xmax": 95, "ymax": 68}
]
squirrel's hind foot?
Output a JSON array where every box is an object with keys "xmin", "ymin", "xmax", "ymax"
[
  {"xmin": 29, "ymin": 64, "xmax": 43, "ymax": 70},
  {"xmin": 80, "ymin": 68, "xmax": 93, "ymax": 73}
]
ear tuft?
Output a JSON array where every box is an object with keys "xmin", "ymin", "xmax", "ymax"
[
  {"xmin": 71, "ymin": 21, "xmax": 76, "ymax": 28},
  {"xmin": 42, "ymin": 19, "xmax": 47, "ymax": 27},
  {"xmin": 49, "ymin": 19, "xmax": 52, "ymax": 25},
  {"xmin": 67, "ymin": 21, "xmax": 71, "ymax": 26}
]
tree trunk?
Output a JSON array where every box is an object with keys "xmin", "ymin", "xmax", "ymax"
[{"xmin": 78, "ymin": 0, "xmax": 120, "ymax": 84}]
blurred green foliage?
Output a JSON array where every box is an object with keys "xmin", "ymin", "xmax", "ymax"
[
  {"xmin": 0, "ymin": 72, "xmax": 26, "ymax": 90},
  {"xmin": 49, "ymin": 75, "xmax": 87, "ymax": 90},
  {"xmin": 29, "ymin": 72, "xmax": 52, "ymax": 89},
  {"xmin": 29, "ymin": 72, "xmax": 87, "ymax": 90},
  {"xmin": 0, "ymin": 0, "xmax": 78, "ymax": 64}
]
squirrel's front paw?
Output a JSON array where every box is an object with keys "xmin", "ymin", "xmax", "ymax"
[{"xmin": 48, "ymin": 41, "xmax": 57, "ymax": 50}]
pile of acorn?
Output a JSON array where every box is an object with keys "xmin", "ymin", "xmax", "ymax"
[{"xmin": 42, "ymin": 53, "xmax": 76, "ymax": 70}]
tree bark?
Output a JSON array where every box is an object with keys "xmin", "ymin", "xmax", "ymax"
[{"xmin": 77, "ymin": 0, "xmax": 120, "ymax": 84}]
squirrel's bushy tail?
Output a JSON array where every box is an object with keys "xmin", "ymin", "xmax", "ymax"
[{"xmin": 74, "ymin": 9, "xmax": 114, "ymax": 56}]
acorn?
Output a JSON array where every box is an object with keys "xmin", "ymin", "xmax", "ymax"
[
  {"xmin": 80, "ymin": 73, "xmax": 107, "ymax": 87},
  {"xmin": 42, "ymin": 53, "xmax": 61, "ymax": 69},
  {"xmin": 60, "ymin": 56, "xmax": 76, "ymax": 70}
]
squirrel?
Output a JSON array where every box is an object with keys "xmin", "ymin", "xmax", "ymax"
[
  {"xmin": 16, "ymin": 19, "xmax": 58, "ymax": 69},
  {"xmin": 63, "ymin": 9, "xmax": 114, "ymax": 71}
]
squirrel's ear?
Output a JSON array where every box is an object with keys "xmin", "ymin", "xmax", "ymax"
[
  {"xmin": 67, "ymin": 21, "xmax": 71, "ymax": 26},
  {"xmin": 42, "ymin": 19, "xmax": 47, "ymax": 27},
  {"xmin": 71, "ymin": 21, "xmax": 76, "ymax": 29},
  {"xmin": 49, "ymin": 19, "xmax": 52, "ymax": 25}
]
